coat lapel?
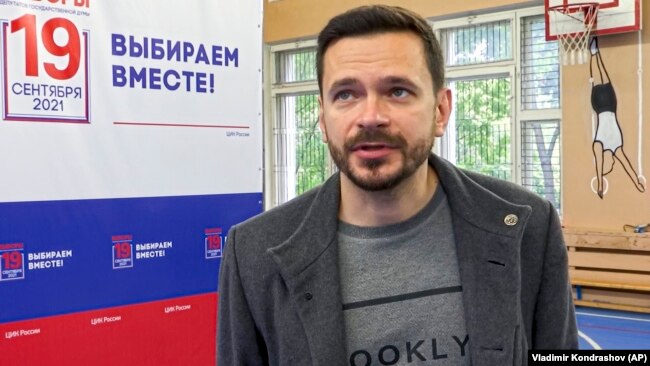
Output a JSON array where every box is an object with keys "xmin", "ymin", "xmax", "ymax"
[
  {"xmin": 432, "ymin": 155, "xmax": 532, "ymax": 365},
  {"xmin": 267, "ymin": 175, "xmax": 347, "ymax": 366}
]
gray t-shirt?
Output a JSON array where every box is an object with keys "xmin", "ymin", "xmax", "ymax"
[{"xmin": 338, "ymin": 187, "xmax": 470, "ymax": 366}]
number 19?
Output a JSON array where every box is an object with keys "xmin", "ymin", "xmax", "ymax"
[
  {"xmin": 1, "ymin": 251, "xmax": 23, "ymax": 270},
  {"xmin": 11, "ymin": 14, "xmax": 81, "ymax": 80},
  {"xmin": 115, "ymin": 243, "xmax": 131, "ymax": 259}
]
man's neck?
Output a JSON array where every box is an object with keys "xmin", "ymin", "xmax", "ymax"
[{"xmin": 338, "ymin": 163, "xmax": 439, "ymax": 227}]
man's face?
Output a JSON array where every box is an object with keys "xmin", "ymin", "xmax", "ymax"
[{"xmin": 318, "ymin": 31, "xmax": 451, "ymax": 191}]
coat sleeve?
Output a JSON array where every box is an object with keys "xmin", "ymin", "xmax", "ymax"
[
  {"xmin": 217, "ymin": 226, "xmax": 267, "ymax": 365},
  {"xmin": 532, "ymin": 203, "xmax": 579, "ymax": 349}
]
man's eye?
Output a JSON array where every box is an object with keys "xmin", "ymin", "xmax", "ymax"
[
  {"xmin": 334, "ymin": 91, "xmax": 352, "ymax": 101},
  {"xmin": 392, "ymin": 88, "xmax": 409, "ymax": 98}
]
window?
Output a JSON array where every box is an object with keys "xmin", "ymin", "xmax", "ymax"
[
  {"xmin": 521, "ymin": 120, "xmax": 561, "ymax": 208},
  {"xmin": 267, "ymin": 42, "xmax": 333, "ymax": 208},
  {"xmin": 520, "ymin": 15, "xmax": 560, "ymax": 110},
  {"xmin": 276, "ymin": 47, "xmax": 317, "ymax": 83},
  {"xmin": 440, "ymin": 19, "xmax": 512, "ymax": 66},
  {"xmin": 267, "ymin": 7, "xmax": 561, "ymax": 210},
  {"xmin": 519, "ymin": 14, "xmax": 562, "ymax": 208},
  {"xmin": 448, "ymin": 74, "xmax": 513, "ymax": 181},
  {"xmin": 436, "ymin": 8, "xmax": 562, "ymax": 210},
  {"xmin": 274, "ymin": 93, "xmax": 328, "ymax": 205}
]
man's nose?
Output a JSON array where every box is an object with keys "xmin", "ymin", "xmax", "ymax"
[{"xmin": 356, "ymin": 95, "xmax": 389, "ymax": 128}]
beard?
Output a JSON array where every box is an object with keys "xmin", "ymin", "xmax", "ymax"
[{"xmin": 327, "ymin": 128, "xmax": 434, "ymax": 191}]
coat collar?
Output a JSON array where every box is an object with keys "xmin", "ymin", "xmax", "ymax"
[{"xmin": 269, "ymin": 154, "xmax": 532, "ymax": 365}]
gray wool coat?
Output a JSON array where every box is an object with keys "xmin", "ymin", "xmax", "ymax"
[{"xmin": 217, "ymin": 154, "xmax": 578, "ymax": 366}]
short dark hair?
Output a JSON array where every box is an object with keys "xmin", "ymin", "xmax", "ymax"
[{"xmin": 316, "ymin": 5, "xmax": 445, "ymax": 94}]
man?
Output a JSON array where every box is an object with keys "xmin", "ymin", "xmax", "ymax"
[{"xmin": 218, "ymin": 5, "xmax": 577, "ymax": 365}]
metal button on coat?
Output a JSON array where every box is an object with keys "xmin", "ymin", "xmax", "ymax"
[
  {"xmin": 504, "ymin": 214, "xmax": 518, "ymax": 226},
  {"xmin": 304, "ymin": 293, "xmax": 313, "ymax": 301}
]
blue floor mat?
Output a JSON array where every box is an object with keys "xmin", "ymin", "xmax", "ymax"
[{"xmin": 576, "ymin": 306, "xmax": 650, "ymax": 349}]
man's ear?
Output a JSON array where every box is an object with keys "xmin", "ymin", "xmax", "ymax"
[
  {"xmin": 318, "ymin": 95, "xmax": 328, "ymax": 142},
  {"xmin": 433, "ymin": 88, "xmax": 452, "ymax": 138}
]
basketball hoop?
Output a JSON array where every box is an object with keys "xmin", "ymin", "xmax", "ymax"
[{"xmin": 549, "ymin": 2, "xmax": 599, "ymax": 65}]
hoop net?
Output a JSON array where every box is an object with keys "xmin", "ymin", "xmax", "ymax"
[{"xmin": 549, "ymin": 3, "xmax": 599, "ymax": 65}]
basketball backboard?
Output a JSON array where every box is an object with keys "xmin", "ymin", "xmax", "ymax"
[{"xmin": 545, "ymin": 0, "xmax": 641, "ymax": 41}]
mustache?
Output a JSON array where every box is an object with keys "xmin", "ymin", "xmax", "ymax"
[{"xmin": 343, "ymin": 129, "xmax": 406, "ymax": 150}]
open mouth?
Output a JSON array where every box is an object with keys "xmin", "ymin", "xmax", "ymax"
[
  {"xmin": 348, "ymin": 142, "xmax": 399, "ymax": 160},
  {"xmin": 352, "ymin": 143, "xmax": 395, "ymax": 151}
]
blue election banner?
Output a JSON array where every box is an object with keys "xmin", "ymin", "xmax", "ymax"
[{"xmin": 0, "ymin": 193, "xmax": 262, "ymax": 323}]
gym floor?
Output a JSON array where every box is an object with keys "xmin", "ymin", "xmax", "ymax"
[{"xmin": 577, "ymin": 307, "xmax": 650, "ymax": 349}]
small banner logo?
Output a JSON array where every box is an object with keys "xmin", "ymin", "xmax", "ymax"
[
  {"xmin": 204, "ymin": 228, "xmax": 223, "ymax": 259},
  {"xmin": 112, "ymin": 235, "xmax": 133, "ymax": 269},
  {"xmin": 0, "ymin": 242, "xmax": 25, "ymax": 281}
]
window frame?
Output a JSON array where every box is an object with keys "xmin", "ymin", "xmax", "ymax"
[
  {"xmin": 432, "ymin": 6, "xmax": 563, "ymax": 210},
  {"xmin": 265, "ymin": 40, "xmax": 332, "ymax": 208},
  {"xmin": 442, "ymin": 66, "xmax": 517, "ymax": 181}
]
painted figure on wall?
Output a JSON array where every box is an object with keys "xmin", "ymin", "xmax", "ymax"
[{"xmin": 589, "ymin": 37, "xmax": 645, "ymax": 198}]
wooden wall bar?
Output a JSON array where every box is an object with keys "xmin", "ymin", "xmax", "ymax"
[{"xmin": 564, "ymin": 228, "xmax": 650, "ymax": 313}]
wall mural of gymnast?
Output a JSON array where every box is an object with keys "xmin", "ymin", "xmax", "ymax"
[{"xmin": 589, "ymin": 37, "xmax": 645, "ymax": 199}]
